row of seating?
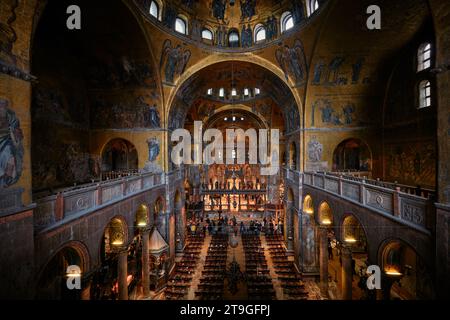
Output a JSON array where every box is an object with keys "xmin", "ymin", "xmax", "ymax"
[
  {"xmin": 242, "ymin": 234, "xmax": 276, "ymax": 300},
  {"xmin": 165, "ymin": 235, "xmax": 205, "ymax": 300},
  {"xmin": 195, "ymin": 234, "xmax": 229, "ymax": 300},
  {"xmin": 265, "ymin": 234, "xmax": 308, "ymax": 300}
]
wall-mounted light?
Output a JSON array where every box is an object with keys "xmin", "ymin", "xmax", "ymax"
[
  {"xmin": 344, "ymin": 237, "xmax": 357, "ymax": 243},
  {"xmin": 321, "ymin": 218, "xmax": 331, "ymax": 225},
  {"xmin": 112, "ymin": 240, "xmax": 124, "ymax": 246},
  {"xmin": 385, "ymin": 267, "xmax": 403, "ymax": 277}
]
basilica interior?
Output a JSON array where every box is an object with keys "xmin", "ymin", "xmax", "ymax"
[{"xmin": 0, "ymin": 0, "xmax": 449, "ymax": 301}]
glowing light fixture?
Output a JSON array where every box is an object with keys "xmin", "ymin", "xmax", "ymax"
[
  {"xmin": 344, "ymin": 237, "xmax": 357, "ymax": 243},
  {"xmin": 321, "ymin": 219, "xmax": 331, "ymax": 225},
  {"xmin": 112, "ymin": 240, "xmax": 124, "ymax": 246},
  {"xmin": 385, "ymin": 268, "xmax": 403, "ymax": 276}
]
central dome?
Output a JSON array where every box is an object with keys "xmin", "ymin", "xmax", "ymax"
[{"xmin": 135, "ymin": 0, "xmax": 326, "ymax": 49}]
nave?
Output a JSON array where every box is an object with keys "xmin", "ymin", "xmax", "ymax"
[{"xmin": 161, "ymin": 222, "xmax": 322, "ymax": 301}]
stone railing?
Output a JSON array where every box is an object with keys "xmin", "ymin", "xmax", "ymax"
[
  {"xmin": 33, "ymin": 172, "xmax": 165, "ymax": 231},
  {"xmin": 285, "ymin": 167, "xmax": 302, "ymax": 186},
  {"xmin": 303, "ymin": 172, "xmax": 434, "ymax": 234},
  {"xmin": 327, "ymin": 171, "xmax": 435, "ymax": 199}
]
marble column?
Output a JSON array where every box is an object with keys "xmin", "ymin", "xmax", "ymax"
[
  {"xmin": 142, "ymin": 230, "xmax": 150, "ymax": 297},
  {"xmin": 81, "ymin": 278, "xmax": 91, "ymax": 300},
  {"xmin": 319, "ymin": 227, "xmax": 329, "ymax": 294},
  {"xmin": 341, "ymin": 246, "xmax": 353, "ymax": 300},
  {"xmin": 117, "ymin": 248, "xmax": 128, "ymax": 300}
]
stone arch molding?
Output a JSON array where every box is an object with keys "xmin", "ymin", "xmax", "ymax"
[{"xmin": 164, "ymin": 54, "xmax": 305, "ymax": 125}]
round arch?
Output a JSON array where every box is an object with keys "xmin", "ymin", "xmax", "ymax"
[
  {"xmin": 100, "ymin": 216, "xmax": 129, "ymax": 259},
  {"xmin": 100, "ymin": 138, "xmax": 138, "ymax": 173},
  {"xmin": 135, "ymin": 203, "xmax": 150, "ymax": 227},
  {"xmin": 340, "ymin": 213, "xmax": 368, "ymax": 253},
  {"xmin": 317, "ymin": 201, "xmax": 333, "ymax": 226},
  {"xmin": 164, "ymin": 55, "xmax": 304, "ymax": 124},
  {"xmin": 377, "ymin": 238, "xmax": 435, "ymax": 299},
  {"xmin": 36, "ymin": 241, "xmax": 90, "ymax": 299},
  {"xmin": 302, "ymin": 194, "xmax": 314, "ymax": 214},
  {"xmin": 332, "ymin": 138, "xmax": 372, "ymax": 172}
]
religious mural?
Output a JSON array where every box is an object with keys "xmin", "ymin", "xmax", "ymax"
[
  {"xmin": 275, "ymin": 39, "xmax": 307, "ymax": 86},
  {"xmin": 0, "ymin": 0, "xmax": 18, "ymax": 64},
  {"xmin": 386, "ymin": 142, "xmax": 436, "ymax": 187},
  {"xmin": 241, "ymin": 25, "xmax": 253, "ymax": 47},
  {"xmin": 86, "ymin": 57, "xmax": 156, "ymax": 90},
  {"xmin": 310, "ymin": 99, "xmax": 370, "ymax": 127},
  {"xmin": 91, "ymin": 96, "xmax": 161, "ymax": 129},
  {"xmin": 311, "ymin": 56, "xmax": 370, "ymax": 86},
  {"xmin": 32, "ymin": 139, "xmax": 100, "ymax": 191},
  {"xmin": 32, "ymin": 87, "xmax": 89, "ymax": 129},
  {"xmin": 283, "ymin": 102, "xmax": 301, "ymax": 133},
  {"xmin": 181, "ymin": 0, "xmax": 198, "ymax": 9},
  {"xmin": 160, "ymin": 40, "xmax": 191, "ymax": 84},
  {"xmin": 0, "ymin": 99, "xmax": 23, "ymax": 188},
  {"xmin": 265, "ymin": 15, "xmax": 279, "ymax": 40},
  {"xmin": 212, "ymin": 0, "xmax": 226, "ymax": 20},
  {"xmin": 240, "ymin": 0, "xmax": 256, "ymax": 20}
]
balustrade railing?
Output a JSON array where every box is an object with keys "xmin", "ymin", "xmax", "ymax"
[
  {"xmin": 33, "ymin": 172, "xmax": 165, "ymax": 231},
  {"xmin": 303, "ymin": 172, "xmax": 435, "ymax": 233}
]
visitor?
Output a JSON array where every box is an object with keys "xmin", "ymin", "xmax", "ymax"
[
  {"xmin": 328, "ymin": 238, "xmax": 333, "ymax": 259},
  {"xmin": 208, "ymin": 223, "xmax": 213, "ymax": 235},
  {"xmin": 240, "ymin": 221, "xmax": 245, "ymax": 234}
]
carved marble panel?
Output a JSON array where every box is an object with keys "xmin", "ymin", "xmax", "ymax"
[
  {"xmin": 342, "ymin": 182, "xmax": 359, "ymax": 201},
  {"xmin": 126, "ymin": 179, "xmax": 141, "ymax": 194},
  {"xmin": 365, "ymin": 188, "xmax": 393, "ymax": 214},
  {"xmin": 304, "ymin": 173, "xmax": 312, "ymax": 185},
  {"xmin": 143, "ymin": 175, "xmax": 154, "ymax": 188},
  {"xmin": 400, "ymin": 198, "xmax": 426, "ymax": 228},
  {"xmin": 314, "ymin": 175, "xmax": 325, "ymax": 189},
  {"xmin": 64, "ymin": 191, "xmax": 95, "ymax": 217},
  {"xmin": 325, "ymin": 178, "xmax": 339, "ymax": 194},
  {"xmin": 102, "ymin": 185, "xmax": 122, "ymax": 204},
  {"xmin": 34, "ymin": 199, "xmax": 56, "ymax": 228}
]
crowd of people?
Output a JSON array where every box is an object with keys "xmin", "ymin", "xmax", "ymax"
[{"xmin": 186, "ymin": 215, "xmax": 285, "ymax": 237}]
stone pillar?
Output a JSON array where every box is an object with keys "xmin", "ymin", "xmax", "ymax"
[
  {"xmin": 319, "ymin": 227, "xmax": 329, "ymax": 294},
  {"xmin": 81, "ymin": 277, "xmax": 91, "ymax": 300},
  {"xmin": 286, "ymin": 206, "xmax": 294, "ymax": 252},
  {"xmin": 142, "ymin": 230, "xmax": 150, "ymax": 297},
  {"xmin": 117, "ymin": 248, "xmax": 128, "ymax": 300},
  {"xmin": 428, "ymin": 0, "xmax": 450, "ymax": 298},
  {"xmin": 341, "ymin": 246, "xmax": 353, "ymax": 300}
]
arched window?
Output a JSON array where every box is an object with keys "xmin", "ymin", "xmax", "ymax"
[
  {"xmin": 202, "ymin": 28, "xmax": 214, "ymax": 41},
  {"xmin": 281, "ymin": 11, "xmax": 294, "ymax": 33},
  {"xmin": 149, "ymin": 1, "xmax": 159, "ymax": 19},
  {"xmin": 228, "ymin": 30, "xmax": 240, "ymax": 47},
  {"xmin": 417, "ymin": 43, "xmax": 432, "ymax": 72},
  {"xmin": 332, "ymin": 138, "xmax": 371, "ymax": 172},
  {"xmin": 244, "ymin": 88, "xmax": 249, "ymax": 96},
  {"xmin": 419, "ymin": 80, "xmax": 432, "ymax": 108},
  {"xmin": 175, "ymin": 16, "xmax": 188, "ymax": 34},
  {"xmin": 219, "ymin": 88, "xmax": 225, "ymax": 98},
  {"xmin": 308, "ymin": 0, "xmax": 319, "ymax": 16},
  {"xmin": 254, "ymin": 24, "xmax": 266, "ymax": 42},
  {"xmin": 207, "ymin": 88, "xmax": 213, "ymax": 95},
  {"xmin": 231, "ymin": 88, "xmax": 237, "ymax": 97},
  {"xmin": 255, "ymin": 87, "xmax": 260, "ymax": 95}
]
